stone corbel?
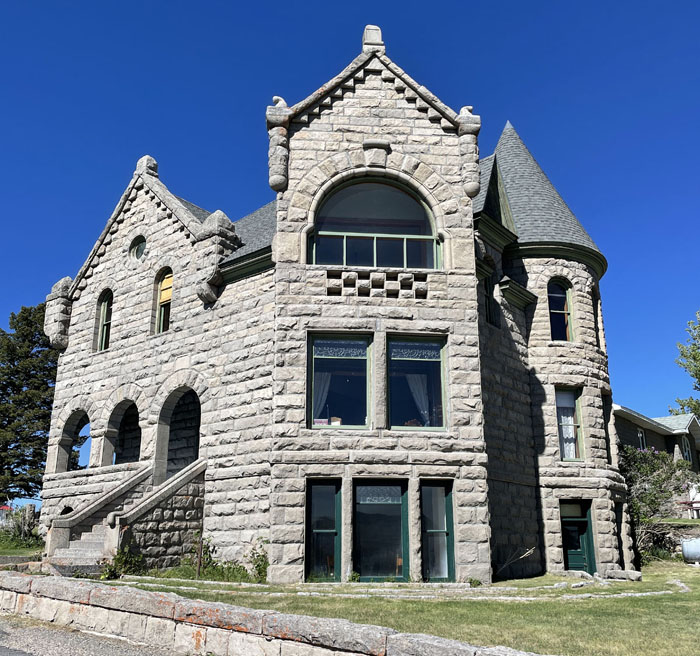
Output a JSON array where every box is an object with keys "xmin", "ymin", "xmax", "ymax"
[
  {"xmin": 266, "ymin": 96, "xmax": 293, "ymax": 192},
  {"xmin": 457, "ymin": 106, "xmax": 482, "ymax": 198},
  {"xmin": 363, "ymin": 139, "xmax": 391, "ymax": 167},
  {"xmin": 44, "ymin": 276, "xmax": 73, "ymax": 350},
  {"xmin": 194, "ymin": 210, "xmax": 241, "ymax": 304},
  {"xmin": 499, "ymin": 276, "xmax": 537, "ymax": 309}
]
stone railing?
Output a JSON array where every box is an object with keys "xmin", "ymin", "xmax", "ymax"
[
  {"xmin": 46, "ymin": 463, "xmax": 154, "ymax": 556},
  {"xmin": 0, "ymin": 572, "xmax": 550, "ymax": 656}
]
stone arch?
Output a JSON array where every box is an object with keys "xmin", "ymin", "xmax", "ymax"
[
  {"xmin": 104, "ymin": 400, "xmax": 143, "ymax": 467},
  {"xmin": 149, "ymin": 370, "xmax": 210, "ymax": 485},
  {"xmin": 286, "ymin": 151, "xmax": 463, "ymax": 269},
  {"xmin": 50, "ymin": 408, "xmax": 91, "ymax": 474}
]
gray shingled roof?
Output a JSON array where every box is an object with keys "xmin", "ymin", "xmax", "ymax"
[
  {"xmin": 652, "ymin": 415, "xmax": 694, "ymax": 432},
  {"xmin": 174, "ymin": 195, "xmax": 211, "ymax": 223},
  {"xmin": 221, "ymin": 200, "xmax": 277, "ymax": 266},
  {"xmin": 476, "ymin": 122, "xmax": 600, "ymax": 253}
]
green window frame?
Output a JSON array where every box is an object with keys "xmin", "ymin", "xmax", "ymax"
[
  {"xmin": 156, "ymin": 270, "xmax": 173, "ymax": 334},
  {"xmin": 309, "ymin": 335, "xmax": 371, "ymax": 429},
  {"xmin": 548, "ymin": 279, "xmax": 574, "ymax": 341},
  {"xmin": 309, "ymin": 180, "xmax": 440, "ymax": 270},
  {"xmin": 97, "ymin": 290, "xmax": 113, "ymax": 352},
  {"xmin": 353, "ymin": 480, "xmax": 409, "ymax": 582},
  {"xmin": 387, "ymin": 336, "xmax": 446, "ymax": 430},
  {"xmin": 556, "ymin": 388, "xmax": 583, "ymax": 461},
  {"xmin": 420, "ymin": 481, "xmax": 455, "ymax": 582},
  {"xmin": 306, "ymin": 479, "xmax": 342, "ymax": 582}
]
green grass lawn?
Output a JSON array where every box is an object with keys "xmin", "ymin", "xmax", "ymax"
[
  {"xmin": 0, "ymin": 534, "xmax": 42, "ymax": 558},
  {"xmin": 120, "ymin": 562, "xmax": 700, "ymax": 656}
]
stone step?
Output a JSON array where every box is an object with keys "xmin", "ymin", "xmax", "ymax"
[{"xmin": 53, "ymin": 547, "xmax": 103, "ymax": 559}]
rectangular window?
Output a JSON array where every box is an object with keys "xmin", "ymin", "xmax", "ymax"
[
  {"xmin": 420, "ymin": 482, "xmax": 454, "ymax": 581},
  {"xmin": 306, "ymin": 480, "xmax": 341, "ymax": 581},
  {"xmin": 310, "ymin": 336, "xmax": 370, "ymax": 428},
  {"xmin": 354, "ymin": 481, "xmax": 408, "ymax": 581},
  {"xmin": 556, "ymin": 389, "xmax": 583, "ymax": 460},
  {"xmin": 388, "ymin": 338, "xmax": 445, "ymax": 429}
]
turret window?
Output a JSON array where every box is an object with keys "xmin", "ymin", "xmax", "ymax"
[
  {"xmin": 556, "ymin": 388, "xmax": 583, "ymax": 460},
  {"xmin": 548, "ymin": 280, "xmax": 573, "ymax": 341},
  {"xmin": 310, "ymin": 181, "xmax": 438, "ymax": 269}
]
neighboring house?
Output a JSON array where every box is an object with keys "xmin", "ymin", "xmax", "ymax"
[
  {"xmin": 39, "ymin": 26, "xmax": 635, "ymax": 582},
  {"xmin": 0, "ymin": 505, "xmax": 11, "ymax": 528},
  {"xmin": 613, "ymin": 405, "xmax": 700, "ymax": 518},
  {"xmin": 613, "ymin": 405, "xmax": 700, "ymax": 472}
]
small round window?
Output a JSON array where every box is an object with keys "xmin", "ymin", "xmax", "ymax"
[{"xmin": 129, "ymin": 236, "xmax": 146, "ymax": 261}]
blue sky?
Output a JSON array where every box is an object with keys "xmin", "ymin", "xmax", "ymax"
[{"xmin": 1, "ymin": 1, "xmax": 699, "ymax": 419}]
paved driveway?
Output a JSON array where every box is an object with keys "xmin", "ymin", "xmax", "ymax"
[{"xmin": 0, "ymin": 615, "xmax": 172, "ymax": 656}]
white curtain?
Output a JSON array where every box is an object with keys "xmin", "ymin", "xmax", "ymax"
[
  {"xmin": 406, "ymin": 374, "xmax": 430, "ymax": 426},
  {"xmin": 557, "ymin": 405, "xmax": 577, "ymax": 459},
  {"xmin": 313, "ymin": 372, "xmax": 332, "ymax": 421}
]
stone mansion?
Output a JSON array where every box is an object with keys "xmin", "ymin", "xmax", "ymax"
[{"xmin": 39, "ymin": 26, "xmax": 635, "ymax": 583}]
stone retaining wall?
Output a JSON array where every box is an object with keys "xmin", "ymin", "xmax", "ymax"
[{"xmin": 0, "ymin": 572, "xmax": 548, "ymax": 656}]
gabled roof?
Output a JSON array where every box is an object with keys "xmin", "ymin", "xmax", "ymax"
[
  {"xmin": 613, "ymin": 404, "xmax": 677, "ymax": 435},
  {"xmin": 221, "ymin": 201, "xmax": 277, "ymax": 266},
  {"xmin": 282, "ymin": 28, "xmax": 459, "ymax": 130},
  {"xmin": 67, "ymin": 156, "xmax": 212, "ymax": 299},
  {"xmin": 653, "ymin": 414, "xmax": 696, "ymax": 432},
  {"xmin": 475, "ymin": 123, "xmax": 606, "ymax": 276}
]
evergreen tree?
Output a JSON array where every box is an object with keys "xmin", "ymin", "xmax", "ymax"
[
  {"xmin": 0, "ymin": 304, "xmax": 58, "ymax": 501},
  {"xmin": 674, "ymin": 311, "xmax": 700, "ymax": 415}
]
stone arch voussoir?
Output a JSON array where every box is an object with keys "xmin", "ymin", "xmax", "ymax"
[{"xmin": 148, "ymin": 369, "xmax": 211, "ymax": 427}]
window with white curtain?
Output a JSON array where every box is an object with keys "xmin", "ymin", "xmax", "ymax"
[
  {"xmin": 310, "ymin": 336, "xmax": 370, "ymax": 428},
  {"xmin": 556, "ymin": 388, "xmax": 582, "ymax": 460},
  {"xmin": 388, "ymin": 338, "xmax": 444, "ymax": 429}
]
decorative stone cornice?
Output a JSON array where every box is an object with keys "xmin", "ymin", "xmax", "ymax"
[
  {"xmin": 44, "ymin": 276, "xmax": 73, "ymax": 350},
  {"xmin": 266, "ymin": 97, "xmax": 293, "ymax": 191},
  {"xmin": 474, "ymin": 214, "xmax": 517, "ymax": 251},
  {"xmin": 506, "ymin": 242, "xmax": 608, "ymax": 280},
  {"xmin": 498, "ymin": 276, "xmax": 537, "ymax": 309}
]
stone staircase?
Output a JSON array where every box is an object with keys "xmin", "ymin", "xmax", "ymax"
[{"xmin": 48, "ymin": 483, "xmax": 152, "ymax": 573}]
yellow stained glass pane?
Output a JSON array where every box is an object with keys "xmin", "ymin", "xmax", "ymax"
[{"xmin": 159, "ymin": 274, "xmax": 173, "ymax": 303}]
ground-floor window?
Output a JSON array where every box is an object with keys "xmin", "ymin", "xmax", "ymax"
[
  {"xmin": 306, "ymin": 480, "xmax": 341, "ymax": 581},
  {"xmin": 421, "ymin": 481, "xmax": 455, "ymax": 581},
  {"xmin": 354, "ymin": 481, "xmax": 408, "ymax": 581},
  {"xmin": 560, "ymin": 500, "xmax": 596, "ymax": 575}
]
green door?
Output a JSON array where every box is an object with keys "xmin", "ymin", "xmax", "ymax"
[{"xmin": 560, "ymin": 502, "xmax": 596, "ymax": 575}]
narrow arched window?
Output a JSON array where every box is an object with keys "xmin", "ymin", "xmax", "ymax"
[
  {"xmin": 156, "ymin": 269, "xmax": 173, "ymax": 333},
  {"xmin": 310, "ymin": 181, "xmax": 438, "ymax": 269},
  {"xmin": 682, "ymin": 435, "xmax": 693, "ymax": 462},
  {"xmin": 548, "ymin": 280, "xmax": 573, "ymax": 341},
  {"xmin": 97, "ymin": 290, "xmax": 113, "ymax": 351},
  {"xmin": 592, "ymin": 285, "xmax": 601, "ymax": 348}
]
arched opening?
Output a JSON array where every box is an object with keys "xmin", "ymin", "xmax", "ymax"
[
  {"xmin": 547, "ymin": 278, "xmax": 574, "ymax": 341},
  {"xmin": 309, "ymin": 180, "xmax": 438, "ymax": 269},
  {"xmin": 60, "ymin": 506, "xmax": 74, "ymax": 516},
  {"xmin": 113, "ymin": 403, "xmax": 141, "ymax": 465},
  {"xmin": 154, "ymin": 388, "xmax": 201, "ymax": 484},
  {"xmin": 95, "ymin": 289, "xmax": 113, "ymax": 351},
  {"xmin": 155, "ymin": 268, "xmax": 173, "ymax": 334},
  {"xmin": 55, "ymin": 411, "xmax": 92, "ymax": 473}
]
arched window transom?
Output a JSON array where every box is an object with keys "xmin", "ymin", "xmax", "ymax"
[{"xmin": 310, "ymin": 181, "xmax": 438, "ymax": 269}]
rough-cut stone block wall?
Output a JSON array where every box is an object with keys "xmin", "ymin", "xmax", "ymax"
[
  {"xmin": 268, "ymin": 58, "xmax": 490, "ymax": 583},
  {"xmin": 131, "ymin": 473, "xmax": 204, "ymax": 568},
  {"xmin": 41, "ymin": 176, "xmax": 276, "ymax": 560},
  {"xmin": 478, "ymin": 245, "xmax": 542, "ymax": 578},
  {"xmin": 516, "ymin": 255, "xmax": 634, "ymax": 573}
]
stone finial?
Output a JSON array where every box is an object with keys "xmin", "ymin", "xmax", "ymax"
[
  {"xmin": 135, "ymin": 155, "xmax": 159, "ymax": 177},
  {"xmin": 362, "ymin": 25, "xmax": 385, "ymax": 54},
  {"xmin": 457, "ymin": 106, "xmax": 481, "ymax": 136},
  {"xmin": 272, "ymin": 96, "xmax": 288, "ymax": 108}
]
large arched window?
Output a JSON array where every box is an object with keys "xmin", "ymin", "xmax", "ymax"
[
  {"xmin": 96, "ymin": 289, "xmax": 113, "ymax": 351},
  {"xmin": 310, "ymin": 181, "xmax": 438, "ymax": 269},
  {"xmin": 547, "ymin": 279, "xmax": 573, "ymax": 341}
]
